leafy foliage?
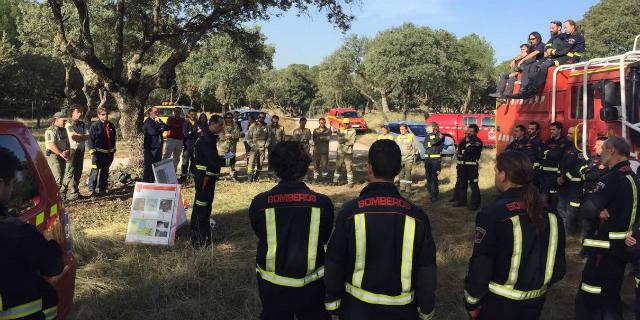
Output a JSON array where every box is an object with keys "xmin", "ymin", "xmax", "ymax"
[{"xmin": 579, "ymin": 0, "xmax": 640, "ymax": 58}]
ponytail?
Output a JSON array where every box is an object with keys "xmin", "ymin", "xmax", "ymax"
[
  {"xmin": 523, "ymin": 183, "xmax": 546, "ymax": 233},
  {"xmin": 497, "ymin": 151, "xmax": 548, "ymax": 233}
]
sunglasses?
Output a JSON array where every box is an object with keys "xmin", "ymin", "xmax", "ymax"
[
  {"xmin": 529, "ymin": 38, "xmax": 536, "ymax": 41},
  {"xmin": 258, "ymin": 116, "xmax": 265, "ymax": 119}
]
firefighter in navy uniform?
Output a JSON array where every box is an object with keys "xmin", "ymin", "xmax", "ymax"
[
  {"xmin": 324, "ymin": 140, "xmax": 437, "ymax": 320},
  {"xmin": 423, "ymin": 122, "xmax": 445, "ymax": 201},
  {"xmin": 556, "ymin": 126, "xmax": 587, "ymax": 236},
  {"xmin": 583, "ymin": 137, "xmax": 608, "ymax": 194},
  {"xmin": 453, "ymin": 124, "xmax": 483, "ymax": 210},
  {"xmin": 538, "ymin": 122, "xmax": 569, "ymax": 209},
  {"xmin": 87, "ymin": 107, "xmax": 117, "ymax": 195},
  {"xmin": 0, "ymin": 147, "xmax": 64, "ymax": 320},
  {"xmin": 464, "ymin": 151, "xmax": 566, "ymax": 320},
  {"xmin": 526, "ymin": 122, "xmax": 543, "ymax": 189},
  {"xmin": 506, "ymin": 125, "xmax": 529, "ymax": 153},
  {"xmin": 190, "ymin": 115, "xmax": 234, "ymax": 246},
  {"xmin": 575, "ymin": 137, "xmax": 640, "ymax": 320},
  {"xmin": 249, "ymin": 141, "xmax": 334, "ymax": 320}
]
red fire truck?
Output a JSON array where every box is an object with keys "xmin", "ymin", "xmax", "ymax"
[
  {"xmin": 496, "ymin": 35, "xmax": 640, "ymax": 160},
  {"xmin": 424, "ymin": 113, "xmax": 496, "ymax": 146}
]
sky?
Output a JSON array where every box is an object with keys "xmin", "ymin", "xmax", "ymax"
[{"xmin": 257, "ymin": 0, "xmax": 600, "ymax": 68}]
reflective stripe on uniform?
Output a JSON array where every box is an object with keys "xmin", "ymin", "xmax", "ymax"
[
  {"xmin": 626, "ymin": 175, "xmax": 638, "ymax": 232},
  {"xmin": 50, "ymin": 204, "xmax": 58, "ymax": 217},
  {"xmin": 95, "ymin": 147, "xmax": 115, "ymax": 153},
  {"xmin": 609, "ymin": 232, "xmax": 628, "ymax": 240},
  {"xmin": 205, "ymin": 171, "xmax": 219, "ymax": 177},
  {"xmin": 544, "ymin": 213, "xmax": 558, "ymax": 285},
  {"xmin": 352, "ymin": 214, "xmax": 367, "ymax": 287},
  {"xmin": 418, "ymin": 308, "xmax": 434, "ymax": 320},
  {"xmin": 195, "ymin": 165, "xmax": 207, "ymax": 171},
  {"xmin": 506, "ymin": 216, "xmax": 522, "ymax": 287},
  {"xmin": 541, "ymin": 167, "xmax": 559, "ymax": 172},
  {"xmin": 194, "ymin": 200, "xmax": 207, "ymax": 207},
  {"xmin": 464, "ymin": 290, "xmax": 480, "ymax": 304},
  {"xmin": 488, "ymin": 282, "xmax": 546, "ymax": 300},
  {"xmin": 636, "ymin": 277, "xmax": 640, "ymax": 288},
  {"xmin": 265, "ymin": 208, "xmax": 277, "ymax": 272},
  {"xmin": 583, "ymin": 239, "xmax": 610, "ymax": 248},
  {"xmin": 325, "ymin": 299, "xmax": 341, "ymax": 311},
  {"xmin": 580, "ymin": 282, "xmax": 601, "ymax": 294},
  {"xmin": 257, "ymin": 265, "xmax": 324, "ymax": 287},
  {"xmin": 345, "ymin": 283, "xmax": 414, "ymax": 305},
  {"xmin": 307, "ymin": 208, "xmax": 321, "ymax": 274},
  {"xmin": 35, "ymin": 212, "xmax": 45, "ymax": 226},
  {"xmin": 569, "ymin": 202, "xmax": 581, "ymax": 208},
  {"xmin": 457, "ymin": 161, "xmax": 478, "ymax": 165},
  {"xmin": 565, "ymin": 172, "xmax": 582, "ymax": 182},
  {"xmin": 425, "ymin": 154, "xmax": 441, "ymax": 158},
  {"xmin": 401, "ymin": 216, "xmax": 416, "ymax": 292},
  {"xmin": 0, "ymin": 299, "xmax": 42, "ymax": 320},
  {"xmin": 43, "ymin": 306, "xmax": 57, "ymax": 320}
]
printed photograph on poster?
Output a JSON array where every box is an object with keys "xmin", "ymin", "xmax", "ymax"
[
  {"xmin": 126, "ymin": 182, "xmax": 182, "ymax": 246},
  {"xmin": 159, "ymin": 199, "xmax": 173, "ymax": 213}
]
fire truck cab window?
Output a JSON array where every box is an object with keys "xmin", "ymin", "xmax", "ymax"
[
  {"xmin": 0, "ymin": 135, "xmax": 39, "ymax": 216},
  {"xmin": 463, "ymin": 116, "xmax": 477, "ymax": 125},
  {"xmin": 570, "ymin": 84, "xmax": 594, "ymax": 120},
  {"xmin": 388, "ymin": 124, "xmax": 401, "ymax": 134},
  {"xmin": 482, "ymin": 117, "xmax": 495, "ymax": 127}
]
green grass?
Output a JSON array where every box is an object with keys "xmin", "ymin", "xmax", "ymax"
[{"xmin": 65, "ymin": 114, "xmax": 637, "ymax": 319}]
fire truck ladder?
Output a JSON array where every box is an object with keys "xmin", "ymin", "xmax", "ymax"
[{"xmin": 551, "ymin": 34, "xmax": 640, "ymax": 159}]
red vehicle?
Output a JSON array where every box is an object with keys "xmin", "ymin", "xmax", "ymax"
[
  {"xmin": 424, "ymin": 113, "xmax": 496, "ymax": 146},
  {"xmin": 0, "ymin": 120, "xmax": 77, "ymax": 319},
  {"xmin": 495, "ymin": 34, "xmax": 640, "ymax": 161},
  {"xmin": 327, "ymin": 107, "xmax": 368, "ymax": 132}
]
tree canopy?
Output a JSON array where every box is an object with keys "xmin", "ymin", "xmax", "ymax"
[{"xmin": 579, "ymin": 0, "xmax": 640, "ymax": 58}]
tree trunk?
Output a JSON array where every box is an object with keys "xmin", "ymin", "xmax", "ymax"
[
  {"xmin": 462, "ymin": 84, "xmax": 472, "ymax": 114},
  {"xmin": 111, "ymin": 90, "xmax": 145, "ymax": 169},
  {"xmin": 82, "ymin": 84, "xmax": 96, "ymax": 123},
  {"xmin": 380, "ymin": 90, "xmax": 390, "ymax": 114},
  {"xmin": 98, "ymin": 89, "xmax": 109, "ymax": 109}
]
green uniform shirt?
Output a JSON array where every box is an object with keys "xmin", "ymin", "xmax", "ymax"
[
  {"xmin": 218, "ymin": 123, "xmax": 241, "ymax": 153},
  {"xmin": 312, "ymin": 127, "xmax": 332, "ymax": 154},
  {"xmin": 45, "ymin": 125, "xmax": 70, "ymax": 153},
  {"xmin": 293, "ymin": 127, "xmax": 312, "ymax": 149},
  {"xmin": 270, "ymin": 124, "xmax": 285, "ymax": 146},
  {"xmin": 337, "ymin": 128, "xmax": 356, "ymax": 155},
  {"xmin": 248, "ymin": 122, "xmax": 271, "ymax": 149},
  {"xmin": 396, "ymin": 133, "xmax": 418, "ymax": 162}
]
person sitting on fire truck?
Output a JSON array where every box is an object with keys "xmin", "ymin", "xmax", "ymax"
[
  {"xmin": 0, "ymin": 147, "xmax": 64, "ymax": 320},
  {"xmin": 510, "ymin": 32, "xmax": 545, "ymax": 98},
  {"xmin": 516, "ymin": 19, "xmax": 586, "ymax": 99},
  {"xmin": 489, "ymin": 44, "xmax": 530, "ymax": 100}
]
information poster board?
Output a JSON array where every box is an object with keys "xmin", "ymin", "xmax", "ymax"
[{"xmin": 125, "ymin": 182, "xmax": 183, "ymax": 245}]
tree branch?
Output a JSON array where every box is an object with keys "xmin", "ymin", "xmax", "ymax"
[{"xmin": 112, "ymin": 0, "xmax": 125, "ymax": 80}]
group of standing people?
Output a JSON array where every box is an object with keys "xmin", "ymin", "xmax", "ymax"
[
  {"xmin": 504, "ymin": 120, "xmax": 640, "ymax": 319},
  {"xmin": 45, "ymin": 105, "xmax": 116, "ymax": 200}
]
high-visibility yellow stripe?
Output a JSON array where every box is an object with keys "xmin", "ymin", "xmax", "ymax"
[
  {"xmin": 265, "ymin": 208, "xmax": 277, "ymax": 272},
  {"xmin": 569, "ymin": 202, "xmax": 581, "ymax": 208},
  {"xmin": 506, "ymin": 216, "xmax": 522, "ymax": 287},
  {"xmin": 307, "ymin": 208, "xmax": 321, "ymax": 274},
  {"xmin": 35, "ymin": 212, "xmax": 44, "ymax": 226},
  {"xmin": 636, "ymin": 277, "xmax": 640, "ymax": 288},
  {"xmin": 195, "ymin": 165, "xmax": 207, "ymax": 171},
  {"xmin": 401, "ymin": 216, "xmax": 416, "ymax": 292},
  {"xmin": 580, "ymin": 282, "xmax": 601, "ymax": 294},
  {"xmin": 544, "ymin": 213, "xmax": 558, "ymax": 285},
  {"xmin": 256, "ymin": 265, "xmax": 324, "ymax": 287},
  {"xmin": 50, "ymin": 204, "xmax": 58, "ymax": 217},
  {"xmin": 541, "ymin": 166, "xmax": 559, "ymax": 172},
  {"xmin": 425, "ymin": 154, "xmax": 441, "ymax": 158},
  {"xmin": 609, "ymin": 232, "xmax": 628, "ymax": 240},
  {"xmin": 0, "ymin": 294, "xmax": 3, "ymax": 311},
  {"xmin": 345, "ymin": 283, "xmax": 413, "ymax": 306},
  {"xmin": 325, "ymin": 299, "xmax": 341, "ymax": 311},
  {"xmin": 464, "ymin": 290, "xmax": 480, "ymax": 304},
  {"xmin": 489, "ymin": 282, "xmax": 547, "ymax": 300},
  {"xmin": 626, "ymin": 175, "xmax": 638, "ymax": 232},
  {"xmin": 352, "ymin": 214, "xmax": 367, "ymax": 287},
  {"xmin": 583, "ymin": 239, "xmax": 610, "ymax": 248},
  {"xmin": 43, "ymin": 305, "xmax": 57, "ymax": 320},
  {"xmin": 418, "ymin": 308, "xmax": 434, "ymax": 320},
  {"xmin": 194, "ymin": 200, "xmax": 207, "ymax": 207},
  {"xmin": 0, "ymin": 299, "xmax": 42, "ymax": 319}
]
